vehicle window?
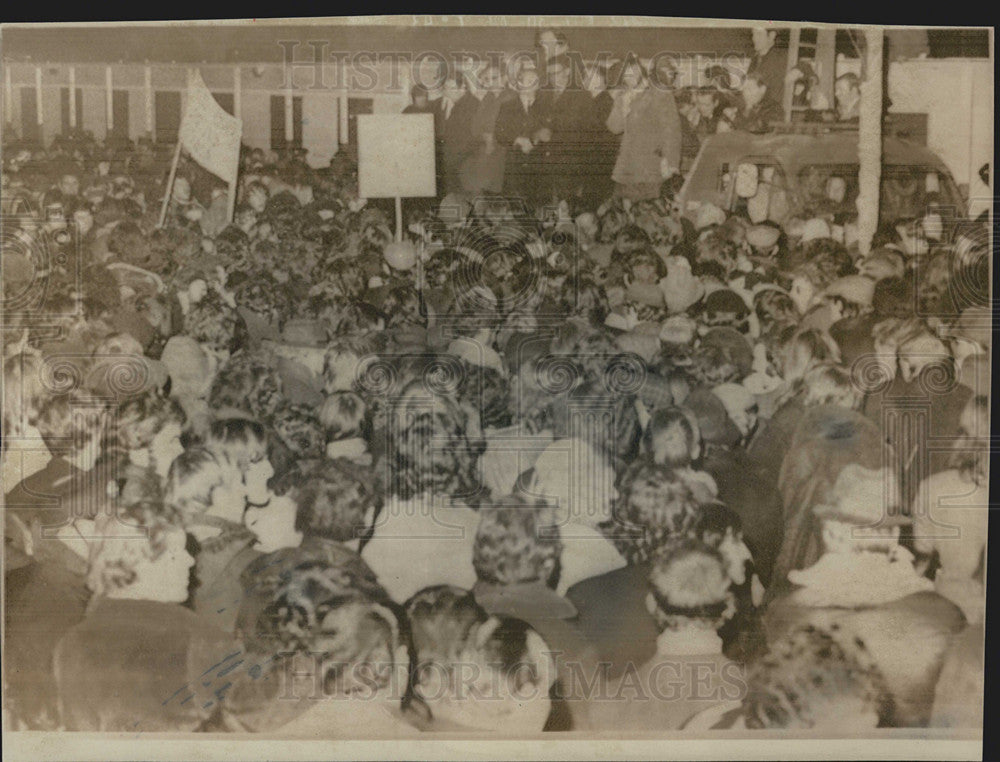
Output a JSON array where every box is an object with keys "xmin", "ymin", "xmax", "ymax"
[
  {"xmin": 797, "ymin": 164, "xmax": 962, "ymax": 222},
  {"xmin": 725, "ymin": 158, "xmax": 790, "ymax": 224}
]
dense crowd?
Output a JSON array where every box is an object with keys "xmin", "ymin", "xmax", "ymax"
[{"xmin": 1, "ymin": 33, "xmax": 991, "ymax": 735}]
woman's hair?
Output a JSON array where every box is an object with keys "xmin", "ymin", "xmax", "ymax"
[
  {"xmin": 692, "ymin": 501, "xmax": 743, "ymax": 548},
  {"xmin": 647, "ymin": 538, "xmax": 733, "ymax": 632},
  {"xmin": 385, "ymin": 381, "xmax": 484, "ymax": 502},
  {"xmin": 743, "ymin": 625, "xmax": 893, "ymax": 729},
  {"xmin": 473, "ymin": 498, "xmax": 562, "ymax": 588},
  {"xmin": 115, "ymin": 394, "xmax": 186, "ymax": 451},
  {"xmin": 270, "ymin": 401, "xmax": 325, "ymax": 461},
  {"xmin": 319, "ymin": 391, "xmax": 367, "ymax": 442},
  {"xmin": 291, "ymin": 459, "xmax": 381, "ymax": 543},
  {"xmin": 405, "ymin": 585, "xmax": 542, "ymax": 693},
  {"xmin": 405, "ymin": 585, "xmax": 488, "ymax": 673},
  {"xmin": 86, "ymin": 500, "xmax": 185, "ymax": 597},
  {"xmin": 205, "ymin": 417, "xmax": 269, "ymax": 473},
  {"xmin": 695, "ymin": 226, "xmax": 739, "ymax": 275},
  {"xmin": 163, "ymin": 446, "xmax": 229, "ymax": 518},
  {"xmin": 3, "ymin": 352, "xmax": 47, "ymax": 438},
  {"xmin": 209, "ymin": 351, "xmax": 283, "ymax": 423},
  {"xmin": 948, "ymin": 394, "xmax": 989, "ymax": 485},
  {"xmin": 798, "ymin": 363, "xmax": 860, "ymax": 409},
  {"xmin": 252, "ymin": 561, "xmax": 402, "ymax": 692},
  {"xmin": 34, "ymin": 391, "xmax": 107, "ymax": 458},
  {"xmin": 778, "ymin": 327, "xmax": 840, "ymax": 376},
  {"xmin": 643, "ymin": 406, "xmax": 699, "ymax": 468},
  {"xmin": 754, "ymin": 289, "xmax": 798, "ymax": 335},
  {"xmin": 612, "ymin": 462, "xmax": 703, "ymax": 564}
]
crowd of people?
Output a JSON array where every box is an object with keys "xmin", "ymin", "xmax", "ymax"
[{"xmin": 1, "ymin": 31, "xmax": 990, "ymax": 736}]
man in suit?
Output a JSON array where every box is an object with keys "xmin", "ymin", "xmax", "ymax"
[
  {"xmin": 535, "ymin": 53, "xmax": 596, "ymax": 204},
  {"xmin": 435, "ymin": 72, "xmax": 478, "ymax": 198},
  {"xmin": 495, "ymin": 62, "xmax": 546, "ymax": 206}
]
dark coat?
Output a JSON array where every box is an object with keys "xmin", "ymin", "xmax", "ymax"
[
  {"xmin": 495, "ymin": 93, "xmax": 547, "ymax": 203},
  {"xmin": 435, "ymin": 93, "xmax": 478, "ymax": 196},
  {"xmin": 565, "ymin": 562, "xmax": 658, "ymax": 680},
  {"xmin": 53, "ymin": 597, "xmax": 240, "ymax": 731}
]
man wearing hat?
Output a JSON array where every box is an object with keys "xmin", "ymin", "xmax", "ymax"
[{"xmin": 764, "ymin": 463, "xmax": 966, "ymax": 727}]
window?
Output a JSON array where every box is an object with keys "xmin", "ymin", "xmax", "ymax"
[
  {"xmin": 269, "ymin": 94, "xmax": 303, "ymax": 150},
  {"xmin": 797, "ymin": 164, "xmax": 963, "ymax": 222},
  {"xmin": 20, "ymin": 88, "xmax": 40, "ymax": 144},
  {"xmin": 60, "ymin": 87, "xmax": 84, "ymax": 135},
  {"xmin": 110, "ymin": 90, "xmax": 129, "ymax": 141},
  {"xmin": 154, "ymin": 91, "xmax": 182, "ymax": 144},
  {"xmin": 724, "ymin": 158, "xmax": 789, "ymax": 224}
]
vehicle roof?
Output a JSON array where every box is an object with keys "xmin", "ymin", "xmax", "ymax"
[{"xmin": 692, "ymin": 130, "xmax": 952, "ymax": 175}]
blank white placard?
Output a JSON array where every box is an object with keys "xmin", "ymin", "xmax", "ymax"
[{"xmin": 357, "ymin": 113, "xmax": 437, "ymax": 199}]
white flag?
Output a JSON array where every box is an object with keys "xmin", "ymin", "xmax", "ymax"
[{"xmin": 178, "ymin": 70, "xmax": 242, "ymax": 184}]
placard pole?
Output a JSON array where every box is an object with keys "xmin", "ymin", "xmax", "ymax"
[{"xmin": 395, "ymin": 196, "xmax": 403, "ymax": 242}]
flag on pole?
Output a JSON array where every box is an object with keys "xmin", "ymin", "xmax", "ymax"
[{"xmin": 179, "ymin": 70, "xmax": 242, "ymax": 184}]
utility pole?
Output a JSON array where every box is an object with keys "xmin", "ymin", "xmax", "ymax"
[{"xmin": 856, "ymin": 29, "xmax": 884, "ymax": 256}]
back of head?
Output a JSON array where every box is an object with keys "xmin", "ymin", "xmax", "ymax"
[
  {"xmin": 643, "ymin": 406, "xmax": 699, "ymax": 468},
  {"xmin": 473, "ymin": 498, "xmax": 562, "ymax": 588},
  {"xmin": 647, "ymin": 538, "xmax": 734, "ymax": 632},
  {"xmin": 743, "ymin": 625, "xmax": 891, "ymax": 730}
]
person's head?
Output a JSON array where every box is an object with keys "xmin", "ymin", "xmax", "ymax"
[
  {"xmin": 536, "ymin": 29, "xmax": 569, "ymax": 60},
  {"xmin": 245, "ymin": 180, "xmax": 268, "ymax": 214},
  {"xmin": 643, "ymin": 406, "xmax": 701, "ymax": 468},
  {"xmin": 514, "ymin": 61, "xmax": 540, "ymax": 95},
  {"xmin": 253, "ymin": 562, "xmax": 405, "ymax": 700},
  {"xmin": 948, "ymin": 394, "xmax": 989, "ymax": 486},
  {"xmin": 777, "ymin": 327, "xmax": 840, "ymax": 384},
  {"xmin": 741, "ymin": 72, "xmax": 768, "ymax": 108},
  {"xmin": 751, "ymin": 28, "xmax": 777, "ymax": 56},
  {"xmin": 319, "ymin": 390, "xmax": 368, "ymax": 446},
  {"xmin": 283, "ymin": 459, "xmax": 380, "ymax": 551},
  {"xmin": 473, "ymin": 498, "xmax": 562, "ymax": 590},
  {"xmin": 35, "ymin": 391, "xmax": 108, "ymax": 472},
  {"xmin": 205, "ymin": 417, "xmax": 272, "ymax": 504},
  {"xmin": 405, "ymin": 585, "xmax": 555, "ymax": 733},
  {"xmin": 546, "ymin": 53, "xmax": 572, "ymax": 91},
  {"xmin": 835, "ymin": 73, "xmax": 861, "ymax": 110},
  {"xmin": 115, "ymin": 395, "xmax": 187, "ymax": 479},
  {"xmin": 647, "ymin": 538, "xmax": 736, "ymax": 635},
  {"xmin": 692, "ymin": 503, "xmax": 753, "ymax": 586},
  {"xmin": 59, "ymin": 172, "xmax": 80, "ymax": 198},
  {"xmin": 695, "ymin": 87, "xmax": 720, "ymax": 118},
  {"xmin": 711, "ymin": 382, "xmax": 758, "ymax": 440},
  {"xmin": 896, "ymin": 330, "xmax": 950, "ymax": 385},
  {"xmin": 410, "ymin": 83, "xmax": 429, "ymax": 109},
  {"xmin": 798, "ymin": 363, "xmax": 861, "ymax": 410},
  {"xmin": 164, "ymin": 446, "xmax": 242, "ymax": 521},
  {"xmin": 442, "ymin": 72, "xmax": 467, "ymax": 103},
  {"xmin": 625, "ymin": 246, "xmax": 667, "ymax": 286},
  {"xmin": 172, "ymin": 176, "xmax": 192, "ymax": 204},
  {"xmin": 743, "ymin": 625, "xmax": 891, "ymax": 730},
  {"xmin": 387, "ymin": 380, "xmax": 484, "ymax": 502},
  {"xmin": 621, "ymin": 58, "xmax": 647, "ymax": 90},
  {"xmin": 3, "ymin": 352, "xmax": 47, "ymax": 439},
  {"xmin": 616, "ymin": 463, "xmax": 702, "ymax": 559},
  {"xmin": 859, "ymin": 249, "xmax": 906, "ymax": 282},
  {"xmin": 271, "ymin": 401, "xmax": 326, "ymax": 463},
  {"xmin": 87, "ymin": 501, "xmax": 193, "ymax": 603}
]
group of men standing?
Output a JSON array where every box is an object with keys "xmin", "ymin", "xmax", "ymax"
[{"xmin": 406, "ymin": 33, "xmax": 620, "ymax": 208}]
